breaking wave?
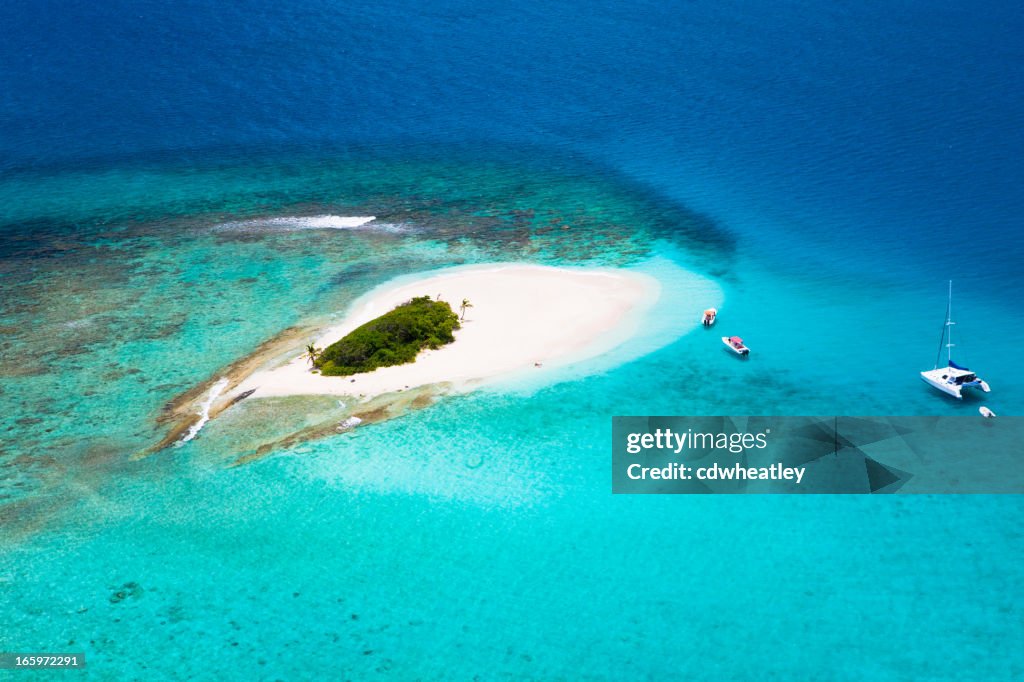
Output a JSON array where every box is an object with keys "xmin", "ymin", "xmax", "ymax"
[
  {"xmin": 177, "ymin": 377, "xmax": 230, "ymax": 445},
  {"xmin": 214, "ymin": 215, "xmax": 414, "ymax": 233}
]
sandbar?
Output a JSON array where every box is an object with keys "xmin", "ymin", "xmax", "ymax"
[{"xmin": 229, "ymin": 263, "xmax": 660, "ymax": 400}]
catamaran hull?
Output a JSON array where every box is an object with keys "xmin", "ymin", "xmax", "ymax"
[
  {"xmin": 920, "ymin": 372, "xmax": 991, "ymax": 399},
  {"xmin": 921, "ymin": 374, "xmax": 964, "ymax": 399}
]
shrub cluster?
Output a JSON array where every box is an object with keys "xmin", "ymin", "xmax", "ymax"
[{"xmin": 316, "ymin": 296, "xmax": 460, "ymax": 376}]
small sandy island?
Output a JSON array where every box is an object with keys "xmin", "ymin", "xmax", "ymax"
[{"xmin": 230, "ymin": 263, "xmax": 659, "ymax": 401}]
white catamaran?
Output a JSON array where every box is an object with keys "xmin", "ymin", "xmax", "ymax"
[{"xmin": 920, "ymin": 280, "xmax": 990, "ymax": 399}]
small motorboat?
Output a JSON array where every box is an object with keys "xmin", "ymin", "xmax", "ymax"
[
  {"xmin": 722, "ymin": 336, "xmax": 749, "ymax": 356},
  {"xmin": 702, "ymin": 308, "xmax": 717, "ymax": 327},
  {"xmin": 979, "ymin": 406, "xmax": 996, "ymax": 418}
]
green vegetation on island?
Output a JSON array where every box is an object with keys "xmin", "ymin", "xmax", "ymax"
[{"xmin": 314, "ymin": 296, "xmax": 461, "ymax": 376}]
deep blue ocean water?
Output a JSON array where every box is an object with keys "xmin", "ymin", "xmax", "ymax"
[{"xmin": 2, "ymin": 1, "xmax": 1022, "ymax": 679}]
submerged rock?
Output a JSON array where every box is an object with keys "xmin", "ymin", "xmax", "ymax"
[{"xmin": 109, "ymin": 581, "xmax": 144, "ymax": 604}]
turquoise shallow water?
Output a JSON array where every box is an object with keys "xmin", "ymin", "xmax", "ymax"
[
  {"xmin": 4, "ymin": 452, "xmax": 1022, "ymax": 679},
  {"xmin": 2, "ymin": 149, "xmax": 1022, "ymax": 679}
]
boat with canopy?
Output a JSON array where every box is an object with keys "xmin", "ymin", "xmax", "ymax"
[{"xmin": 722, "ymin": 335, "xmax": 749, "ymax": 356}]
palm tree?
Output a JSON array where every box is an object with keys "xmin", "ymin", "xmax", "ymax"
[
  {"xmin": 305, "ymin": 343, "xmax": 321, "ymax": 366},
  {"xmin": 459, "ymin": 298, "xmax": 473, "ymax": 321}
]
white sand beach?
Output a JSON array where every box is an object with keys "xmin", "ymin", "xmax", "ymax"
[{"xmin": 229, "ymin": 263, "xmax": 660, "ymax": 400}]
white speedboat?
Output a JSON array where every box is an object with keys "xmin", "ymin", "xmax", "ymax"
[
  {"xmin": 920, "ymin": 281, "xmax": 990, "ymax": 399},
  {"xmin": 702, "ymin": 308, "xmax": 717, "ymax": 326},
  {"xmin": 722, "ymin": 336, "xmax": 749, "ymax": 356}
]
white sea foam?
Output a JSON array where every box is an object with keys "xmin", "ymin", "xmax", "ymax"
[
  {"xmin": 268, "ymin": 215, "xmax": 376, "ymax": 229},
  {"xmin": 355, "ymin": 221, "xmax": 413, "ymax": 234},
  {"xmin": 336, "ymin": 416, "xmax": 363, "ymax": 432},
  {"xmin": 216, "ymin": 215, "xmax": 387, "ymax": 231},
  {"xmin": 177, "ymin": 377, "xmax": 230, "ymax": 445}
]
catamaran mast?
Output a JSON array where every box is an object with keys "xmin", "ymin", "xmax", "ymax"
[
  {"xmin": 933, "ymin": 280, "xmax": 955, "ymax": 370},
  {"xmin": 946, "ymin": 279, "xmax": 955, "ymax": 365}
]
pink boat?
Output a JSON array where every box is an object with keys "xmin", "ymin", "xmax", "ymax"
[{"xmin": 722, "ymin": 335, "xmax": 749, "ymax": 356}]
